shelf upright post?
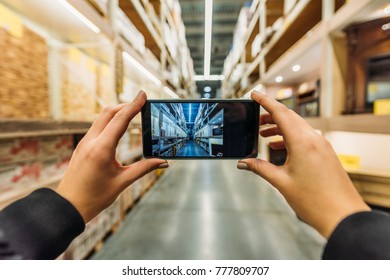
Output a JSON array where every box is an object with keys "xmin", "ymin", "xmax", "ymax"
[
  {"xmin": 320, "ymin": 0, "xmax": 337, "ymax": 118},
  {"xmin": 259, "ymin": 0, "xmax": 266, "ymax": 79},
  {"xmin": 108, "ymin": 0, "xmax": 120, "ymax": 105},
  {"xmin": 160, "ymin": 1, "xmax": 167, "ymax": 99}
]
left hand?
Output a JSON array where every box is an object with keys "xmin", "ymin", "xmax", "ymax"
[{"xmin": 56, "ymin": 91, "xmax": 168, "ymax": 223}]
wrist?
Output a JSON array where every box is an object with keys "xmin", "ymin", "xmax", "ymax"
[{"xmin": 320, "ymin": 205, "xmax": 372, "ymax": 239}]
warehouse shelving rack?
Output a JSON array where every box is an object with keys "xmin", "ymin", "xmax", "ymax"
[
  {"xmin": 0, "ymin": 0, "xmax": 191, "ymax": 259},
  {"xmin": 221, "ymin": 0, "xmax": 390, "ymax": 208}
]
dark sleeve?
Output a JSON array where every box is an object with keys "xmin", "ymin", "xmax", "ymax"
[
  {"xmin": 323, "ymin": 211, "xmax": 390, "ymax": 260},
  {"xmin": 0, "ymin": 188, "xmax": 85, "ymax": 259}
]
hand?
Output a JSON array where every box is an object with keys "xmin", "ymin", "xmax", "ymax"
[
  {"xmin": 56, "ymin": 91, "xmax": 168, "ymax": 223},
  {"xmin": 237, "ymin": 91, "xmax": 370, "ymax": 239}
]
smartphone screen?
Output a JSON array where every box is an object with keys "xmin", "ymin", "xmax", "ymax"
[{"xmin": 141, "ymin": 100, "xmax": 259, "ymax": 159}]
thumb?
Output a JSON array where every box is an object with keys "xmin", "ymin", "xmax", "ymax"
[
  {"xmin": 237, "ymin": 158, "xmax": 287, "ymax": 191},
  {"xmin": 117, "ymin": 158, "xmax": 169, "ymax": 192}
]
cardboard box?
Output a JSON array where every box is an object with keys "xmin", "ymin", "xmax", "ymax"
[
  {"xmin": 374, "ymin": 99, "xmax": 390, "ymax": 115},
  {"xmin": 0, "ymin": 162, "xmax": 41, "ymax": 192},
  {"xmin": 61, "ymin": 48, "xmax": 98, "ymax": 121},
  {"xmin": 0, "ymin": 22, "xmax": 49, "ymax": 119},
  {"xmin": 0, "ymin": 137, "xmax": 40, "ymax": 163}
]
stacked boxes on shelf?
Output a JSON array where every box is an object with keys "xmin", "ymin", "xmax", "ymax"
[
  {"xmin": 64, "ymin": 171, "xmax": 158, "ymax": 260},
  {"xmin": 223, "ymin": 6, "xmax": 253, "ymax": 82},
  {"xmin": 96, "ymin": 62, "xmax": 116, "ymax": 112},
  {"xmin": 0, "ymin": 135, "xmax": 73, "ymax": 208},
  {"xmin": 65, "ymin": 198, "xmax": 122, "ymax": 260},
  {"xmin": 0, "ymin": 4, "xmax": 49, "ymax": 119},
  {"xmin": 117, "ymin": 9, "xmax": 146, "ymax": 55},
  {"xmin": 61, "ymin": 48, "xmax": 99, "ymax": 121},
  {"xmin": 0, "ymin": 0, "xmax": 181, "ymax": 258}
]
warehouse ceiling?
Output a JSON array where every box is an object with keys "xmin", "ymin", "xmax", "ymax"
[{"xmin": 179, "ymin": 0, "xmax": 249, "ymax": 97}]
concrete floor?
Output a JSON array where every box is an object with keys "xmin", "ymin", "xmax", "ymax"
[{"xmin": 92, "ymin": 160, "xmax": 325, "ymax": 260}]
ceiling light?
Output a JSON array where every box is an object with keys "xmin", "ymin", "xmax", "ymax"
[
  {"xmin": 204, "ymin": 0, "xmax": 213, "ymax": 79},
  {"xmin": 123, "ymin": 52, "xmax": 161, "ymax": 86},
  {"xmin": 58, "ymin": 0, "xmax": 100, "ymax": 33},
  {"xmin": 384, "ymin": 5, "xmax": 390, "ymax": 14},
  {"xmin": 204, "ymin": 86, "xmax": 212, "ymax": 92},
  {"xmin": 163, "ymin": 86, "xmax": 179, "ymax": 98},
  {"xmin": 275, "ymin": 76, "xmax": 283, "ymax": 83},
  {"xmin": 204, "ymin": 93, "xmax": 211, "ymax": 99},
  {"xmin": 194, "ymin": 75, "xmax": 224, "ymax": 81},
  {"xmin": 292, "ymin": 65, "xmax": 301, "ymax": 72}
]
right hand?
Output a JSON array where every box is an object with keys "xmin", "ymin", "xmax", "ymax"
[{"xmin": 237, "ymin": 91, "xmax": 370, "ymax": 239}]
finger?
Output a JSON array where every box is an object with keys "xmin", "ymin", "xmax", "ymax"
[
  {"xmin": 100, "ymin": 90, "xmax": 147, "ymax": 148},
  {"xmin": 237, "ymin": 158, "xmax": 288, "ymax": 191},
  {"xmin": 117, "ymin": 159, "xmax": 169, "ymax": 192},
  {"xmin": 251, "ymin": 91, "xmax": 296, "ymax": 138},
  {"xmin": 84, "ymin": 104, "xmax": 127, "ymax": 140},
  {"xmin": 269, "ymin": 140, "xmax": 286, "ymax": 150},
  {"xmin": 260, "ymin": 113, "xmax": 275, "ymax": 125},
  {"xmin": 260, "ymin": 126, "xmax": 282, "ymax": 137}
]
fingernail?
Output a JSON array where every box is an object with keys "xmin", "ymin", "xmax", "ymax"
[
  {"xmin": 237, "ymin": 162, "xmax": 248, "ymax": 170},
  {"xmin": 158, "ymin": 162, "xmax": 169, "ymax": 169},
  {"xmin": 252, "ymin": 90, "xmax": 264, "ymax": 95},
  {"xmin": 136, "ymin": 90, "xmax": 146, "ymax": 98}
]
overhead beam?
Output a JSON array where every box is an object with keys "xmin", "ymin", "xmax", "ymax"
[
  {"xmin": 183, "ymin": 13, "xmax": 239, "ymax": 24},
  {"xmin": 186, "ymin": 24, "xmax": 235, "ymax": 34}
]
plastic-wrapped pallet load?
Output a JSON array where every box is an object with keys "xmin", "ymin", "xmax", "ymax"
[
  {"xmin": 0, "ymin": 135, "xmax": 73, "ymax": 208},
  {"xmin": 96, "ymin": 62, "xmax": 115, "ymax": 113},
  {"xmin": 0, "ymin": 4, "xmax": 49, "ymax": 119},
  {"xmin": 120, "ymin": 186, "xmax": 134, "ymax": 216},
  {"xmin": 60, "ymin": 48, "xmax": 98, "ymax": 121},
  {"xmin": 129, "ymin": 127, "xmax": 142, "ymax": 151},
  {"xmin": 65, "ymin": 199, "xmax": 121, "ymax": 259}
]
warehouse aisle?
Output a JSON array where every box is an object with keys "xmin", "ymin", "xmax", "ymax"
[
  {"xmin": 92, "ymin": 161, "xmax": 325, "ymax": 260},
  {"xmin": 176, "ymin": 141, "xmax": 209, "ymax": 157}
]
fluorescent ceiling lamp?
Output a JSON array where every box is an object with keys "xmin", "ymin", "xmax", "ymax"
[
  {"xmin": 163, "ymin": 86, "xmax": 179, "ymax": 98},
  {"xmin": 58, "ymin": 0, "xmax": 100, "ymax": 33},
  {"xmin": 123, "ymin": 52, "xmax": 162, "ymax": 86},
  {"xmin": 204, "ymin": 0, "xmax": 213, "ymax": 79},
  {"xmin": 194, "ymin": 75, "xmax": 224, "ymax": 81}
]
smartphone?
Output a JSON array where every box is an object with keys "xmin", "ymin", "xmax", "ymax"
[{"xmin": 141, "ymin": 99, "xmax": 259, "ymax": 159}]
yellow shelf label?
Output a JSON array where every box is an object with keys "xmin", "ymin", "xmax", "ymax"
[
  {"xmin": 0, "ymin": 3, "xmax": 23, "ymax": 38},
  {"xmin": 374, "ymin": 99, "xmax": 390, "ymax": 115},
  {"xmin": 338, "ymin": 154, "xmax": 361, "ymax": 170}
]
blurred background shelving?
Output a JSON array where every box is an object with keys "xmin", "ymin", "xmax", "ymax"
[
  {"xmin": 0, "ymin": 0, "xmax": 194, "ymax": 259},
  {"xmin": 219, "ymin": 0, "xmax": 390, "ymax": 209}
]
